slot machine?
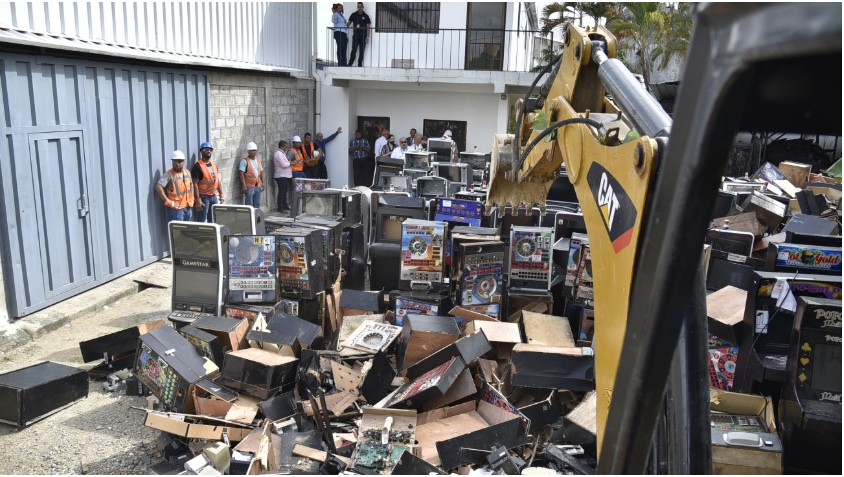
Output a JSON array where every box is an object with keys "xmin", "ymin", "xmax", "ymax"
[
  {"xmin": 404, "ymin": 151, "xmax": 435, "ymax": 170},
  {"xmin": 403, "ymin": 169, "xmax": 428, "ymax": 191},
  {"xmin": 294, "ymin": 214, "xmax": 344, "ymax": 285},
  {"xmin": 372, "ymin": 156, "xmax": 405, "ymax": 190},
  {"xmin": 399, "ymin": 219, "xmax": 448, "ymax": 292},
  {"xmin": 779, "ymin": 297, "xmax": 842, "ymax": 474},
  {"xmin": 369, "ymin": 196, "xmax": 426, "ymax": 291},
  {"xmin": 433, "ymin": 198, "xmax": 485, "ymax": 271},
  {"xmin": 454, "ymin": 241, "xmax": 505, "ymax": 319},
  {"xmin": 341, "ymin": 223, "xmax": 367, "ymax": 291},
  {"xmin": 335, "ymin": 188, "xmax": 363, "ymax": 228},
  {"xmin": 508, "ymin": 226, "xmax": 554, "ymax": 293},
  {"xmin": 416, "ymin": 176, "xmax": 449, "ymax": 200},
  {"xmin": 432, "ymin": 162, "xmax": 471, "ymax": 196},
  {"xmin": 427, "ymin": 138, "xmax": 453, "ymax": 163},
  {"xmin": 297, "ymin": 189, "xmax": 342, "ymax": 217},
  {"xmin": 292, "ymin": 178, "xmax": 330, "ymax": 217},
  {"xmin": 458, "ymin": 151, "xmax": 488, "ymax": 186},
  {"xmin": 380, "ymin": 174, "xmax": 413, "ymax": 193},
  {"xmin": 212, "ymin": 204, "xmax": 265, "ymax": 235},
  {"xmin": 273, "ymin": 227, "xmax": 325, "ymax": 300},
  {"xmin": 765, "ymin": 243, "xmax": 842, "ymax": 276},
  {"xmin": 226, "ymin": 235, "xmax": 279, "ymax": 304},
  {"xmin": 169, "ymin": 222, "xmax": 228, "ymax": 315},
  {"xmin": 393, "ymin": 291, "xmax": 452, "ymax": 326}
]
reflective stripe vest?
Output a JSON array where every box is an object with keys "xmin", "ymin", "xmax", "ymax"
[
  {"xmin": 299, "ymin": 143, "xmax": 318, "ymax": 167},
  {"xmin": 290, "ymin": 148, "xmax": 305, "ymax": 172},
  {"xmin": 197, "ymin": 161, "xmax": 220, "ymax": 196},
  {"xmin": 165, "ymin": 169, "xmax": 194, "ymax": 209},
  {"xmin": 243, "ymin": 157, "xmax": 263, "ymax": 187}
]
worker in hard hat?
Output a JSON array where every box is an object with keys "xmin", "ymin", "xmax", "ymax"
[
  {"xmin": 155, "ymin": 150, "xmax": 196, "ymax": 222},
  {"xmin": 192, "ymin": 141, "xmax": 225, "ymax": 222},
  {"xmin": 239, "ymin": 141, "xmax": 264, "ymax": 208}
]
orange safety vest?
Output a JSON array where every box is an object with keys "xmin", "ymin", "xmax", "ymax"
[
  {"xmin": 197, "ymin": 161, "xmax": 220, "ymax": 196},
  {"xmin": 290, "ymin": 148, "xmax": 305, "ymax": 172},
  {"xmin": 243, "ymin": 157, "xmax": 263, "ymax": 187},
  {"xmin": 164, "ymin": 169, "xmax": 194, "ymax": 209},
  {"xmin": 299, "ymin": 143, "xmax": 318, "ymax": 167}
]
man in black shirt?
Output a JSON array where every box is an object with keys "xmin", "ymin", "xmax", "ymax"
[{"xmin": 347, "ymin": 2, "xmax": 371, "ymax": 67}]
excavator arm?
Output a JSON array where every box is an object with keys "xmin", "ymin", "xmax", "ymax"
[{"xmin": 487, "ymin": 23, "xmax": 670, "ymax": 455}]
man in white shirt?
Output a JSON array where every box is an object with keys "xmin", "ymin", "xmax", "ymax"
[
  {"xmin": 391, "ymin": 137, "xmax": 410, "ymax": 159},
  {"xmin": 373, "ymin": 128, "xmax": 389, "ymax": 158},
  {"xmin": 407, "ymin": 134, "xmax": 423, "ymax": 152}
]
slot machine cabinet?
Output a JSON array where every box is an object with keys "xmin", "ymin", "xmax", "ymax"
[
  {"xmin": 264, "ymin": 213, "xmax": 294, "ymax": 233},
  {"xmin": 226, "ymin": 235, "xmax": 279, "ymax": 304},
  {"xmin": 341, "ymin": 223, "xmax": 367, "ymax": 291},
  {"xmin": 134, "ymin": 326, "xmax": 218, "ymax": 413},
  {"xmin": 296, "ymin": 189, "xmax": 342, "ymax": 218},
  {"xmin": 705, "ymin": 228, "xmax": 755, "ymax": 256},
  {"xmin": 370, "ymin": 197, "xmax": 427, "ymax": 292},
  {"xmin": 416, "ymin": 176, "xmax": 449, "ymax": 200},
  {"xmin": 432, "ymin": 162, "xmax": 471, "ymax": 192},
  {"xmin": 392, "ymin": 291, "xmax": 452, "ymax": 326},
  {"xmin": 458, "ymin": 151, "xmax": 488, "ymax": 186},
  {"xmin": 403, "ymin": 169, "xmax": 428, "ymax": 190},
  {"xmin": 427, "ymin": 138, "xmax": 453, "ymax": 162},
  {"xmin": 450, "ymin": 226, "xmax": 500, "ymax": 295},
  {"xmin": 212, "ymin": 204, "xmax": 265, "ymax": 235},
  {"xmin": 336, "ymin": 188, "xmax": 363, "ymax": 228},
  {"xmin": 733, "ymin": 271, "xmax": 843, "ymax": 393},
  {"xmin": 454, "ymin": 241, "xmax": 505, "ymax": 317},
  {"xmin": 490, "ymin": 205, "xmax": 542, "ymax": 244},
  {"xmin": 399, "ymin": 219, "xmax": 448, "ymax": 292},
  {"xmin": 779, "ymin": 297, "xmax": 842, "ymax": 474},
  {"xmin": 765, "ymin": 243, "xmax": 842, "ymax": 276},
  {"xmin": 292, "ymin": 178, "xmax": 331, "ymax": 218},
  {"xmin": 433, "ymin": 198, "xmax": 485, "ymax": 272},
  {"xmin": 272, "ymin": 227, "xmax": 325, "ymax": 300},
  {"xmin": 169, "ymin": 222, "xmax": 228, "ymax": 315},
  {"xmin": 404, "ymin": 151, "xmax": 435, "ymax": 170},
  {"xmin": 285, "ymin": 222, "xmax": 332, "ymax": 288},
  {"xmin": 380, "ymin": 174, "xmax": 413, "ymax": 194},
  {"xmin": 295, "ymin": 214, "xmax": 344, "ymax": 285},
  {"xmin": 372, "ymin": 156, "xmax": 406, "ymax": 190},
  {"xmin": 508, "ymin": 226, "xmax": 554, "ymax": 293}
]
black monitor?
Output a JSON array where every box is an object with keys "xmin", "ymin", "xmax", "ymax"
[
  {"xmin": 554, "ymin": 209, "xmax": 586, "ymax": 240},
  {"xmin": 298, "ymin": 190, "xmax": 342, "ymax": 217},
  {"xmin": 376, "ymin": 206, "xmax": 427, "ymax": 243},
  {"xmin": 372, "ymin": 156, "xmax": 405, "ymax": 190},
  {"xmin": 428, "ymin": 138, "xmax": 453, "ymax": 162}
]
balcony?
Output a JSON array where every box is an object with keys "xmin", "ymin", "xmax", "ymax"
[{"xmin": 320, "ymin": 27, "xmax": 557, "ymax": 89}]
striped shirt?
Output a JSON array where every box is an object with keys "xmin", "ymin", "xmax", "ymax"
[{"xmin": 349, "ymin": 138, "xmax": 370, "ymax": 159}]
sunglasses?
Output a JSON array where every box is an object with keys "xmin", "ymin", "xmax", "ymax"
[{"xmin": 400, "ymin": 141, "xmax": 407, "ymax": 144}]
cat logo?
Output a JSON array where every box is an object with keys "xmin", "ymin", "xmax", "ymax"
[{"xmin": 587, "ymin": 163, "xmax": 637, "ymax": 253}]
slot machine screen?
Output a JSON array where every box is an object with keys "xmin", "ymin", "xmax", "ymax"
[
  {"xmin": 213, "ymin": 205, "xmax": 258, "ymax": 236},
  {"xmin": 811, "ymin": 343, "xmax": 842, "ymax": 393},
  {"xmin": 705, "ymin": 229, "xmax": 755, "ymax": 256},
  {"xmin": 436, "ymin": 164, "xmax": 463, "ymax": 184},
  {"xmin": 301, "ymin": 191, "xmax": 340, "ymax": 216},
  {"xmin": 428, "ymin": 139, "xmax": 453, "ymax": 162},
  {"xmin": 174, "ymin": 269, "xmax": 217, "ymax": 299},
  {"xmin": 405, "ymin": 152, "xmax": 432, "ymax": 169},
  {"xmin": 171, "ymin": 228, "xmax": 218, "ymax": 259}
]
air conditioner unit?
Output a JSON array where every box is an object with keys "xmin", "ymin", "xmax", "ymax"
[{"xmin": 391, "ymin": 59, "xmax": 415, "ymax": 68}]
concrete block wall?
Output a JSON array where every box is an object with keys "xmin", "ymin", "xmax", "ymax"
[{"xmin": 208, "ymin": 71, "xmax": 314, "ymax": 209}]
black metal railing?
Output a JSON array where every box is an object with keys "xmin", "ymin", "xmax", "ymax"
[{"xmin": 323, "ymin": 27, "xmax": 556, "ymax": 72}]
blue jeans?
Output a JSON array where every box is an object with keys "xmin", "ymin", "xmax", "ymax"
[
  {"xmin": 244, "ymin": 187, "xmax": 261, "ymax": 208},
  {"xmin": 334, "ymin": 31, "xmax": 348, "ymax": 66},
  {"xmin": 166, "ymin": 206, "xmax": 192, "ymax": 222},
  {"xmin": 196, "ymin": 194, "xmax": 219, "ymax": 222}
]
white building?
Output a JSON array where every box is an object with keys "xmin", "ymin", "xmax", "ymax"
[{"xmin": 313, "ymin": 2, "xmax": 554, "ymax": 187}]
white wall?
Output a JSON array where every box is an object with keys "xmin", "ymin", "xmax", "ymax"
[{"xmin": 317, "ymin": 79, "xmax": 505, "ymax": 187}]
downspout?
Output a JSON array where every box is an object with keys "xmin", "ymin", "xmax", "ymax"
[{"xmin": 312, "ymin": 2, "xmax": 321, "ymax": 133}]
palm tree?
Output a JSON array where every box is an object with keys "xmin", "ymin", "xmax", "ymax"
[
  {"xmin": 540, "ymin": 2, "xmax": 578, "ymax": 35},
  {"xmin": 577, "ymin": 2, "xmax": 621, "ymax": 26},
  {"xmin": 606, "ymin": 2, "xmax": 665, "ymax": 87},
  {"xmin": 654, "ymin": 2, "xmax": 693, "ymax": 69}
]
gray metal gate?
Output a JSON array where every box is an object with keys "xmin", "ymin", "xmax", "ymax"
[{"xmin": 0, "ymin": 53, "xmax": 209, "ymax": 317}]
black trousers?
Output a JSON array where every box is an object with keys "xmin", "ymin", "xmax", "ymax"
[
  {"xmin": 352, "ymin": 157, "xmax": 373, "ymax": 187},
  {"xmin": 304, "ymin": 165, "xmax": 319, "ymax": 178},
  {"xmin": 333, "ymin": 31, "xmax": 348, "ymax": 66},
  {"xmin": 349, "ymin": 33, "xmax": 366, "ymax": 66},
  {"xmin": 274, "ymin": 177, "xmax": 290, "ymax": 210}
]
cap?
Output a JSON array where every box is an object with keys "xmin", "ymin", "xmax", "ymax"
[
  {"xmin": 170, "ymin": 150, "xmax": 186, "ymax": 161},
  {"xmin": 199, "ymin": 141, "xmax": 213, "ymax": 150},
  {"xmin": 443, "ymin": 130, "xmax": 452, "ymax": 138},
  {"xmin": 247, "ymin": 142, "xmax": 258, "ymax": 151},
  {"xmin": 292, "ymin": 135, "xmax": 302, "ymax": 143}
]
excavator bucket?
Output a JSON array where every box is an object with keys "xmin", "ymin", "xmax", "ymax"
[{"xmin": 485, "ymin": 133, "xmax": 556, "ymax": 213}]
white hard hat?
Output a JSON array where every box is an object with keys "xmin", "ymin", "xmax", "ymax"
[
  {"xmin": 170, "ymin": 150, "xmax": 186, "ymax": 161},
  {"xmin": 292, "ymin": 135, "xmax": 302, "ymax": 143},
  {"xmin": 313, "ymin": 150, "xmax": 321, "ymax": 158},
  {"xmin": 247, "ymin": 142, "xmax": 258, "ymax": 151},
  {"xmin": 443, "ymin": 130, "xmax": 453, "ymax": 138}
]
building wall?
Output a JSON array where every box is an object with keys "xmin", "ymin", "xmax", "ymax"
[
  {"xmin": 318, "ymin": 81, "xmax": 503, "ymax": 187},
  {"xmin": 0, "ymin": 2, "xmax": 313, "ymax": 73},
  {"xmin": 208, "ymin": 71, "xmax": 315, "ymax": 208}
]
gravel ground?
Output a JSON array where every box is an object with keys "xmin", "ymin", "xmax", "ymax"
[{"xmin": 0, "ymin": 286, "xmax": 173, "ymax": 475}]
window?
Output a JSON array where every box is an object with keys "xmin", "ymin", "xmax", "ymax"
[
  {"xmin": 465, "ymin": 3, "xmax": 506, "ymax": 70},
  {"xmin": 376, "ymin": 2, "xmax": 440, "ymax": 33}
]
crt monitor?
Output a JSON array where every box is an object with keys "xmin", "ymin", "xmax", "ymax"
[
  {"xmin": 417, "ymin": 177, "xmax": 448, "ymax": 198},
  {"xmin": 405, "ymin": 151, "xmax": 434, "ymax": 170},
  {"xmin": 381, "ymin": 174, "xmax": 412, "ymax": 192},
  {"xmin": 212, "ymin": 204, "xmax": 265, "ymax": 235},
  {"xmin": 428, "ymin": 138, "xmax": 453, "ymax": 162},
  {"xmin": 434, "ymin": 163, "xmax": 469, "ymax": 186},
  {"xmin": 376, "ymin": 206, "xmax": 427, "ymax": 243},
  {"xmin": 299, "ymin": 190, "xmax": 342, "ymax": 217}
]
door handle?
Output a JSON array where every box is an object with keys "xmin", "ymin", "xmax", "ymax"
[{"xmin": 77, "ymin": 194, "xmax": 89, "ymax": 217}]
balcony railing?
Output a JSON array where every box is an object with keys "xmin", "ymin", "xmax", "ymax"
[{"xmin": 323, "ymin": 27, "xmax": 556, "ymax": 73}]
